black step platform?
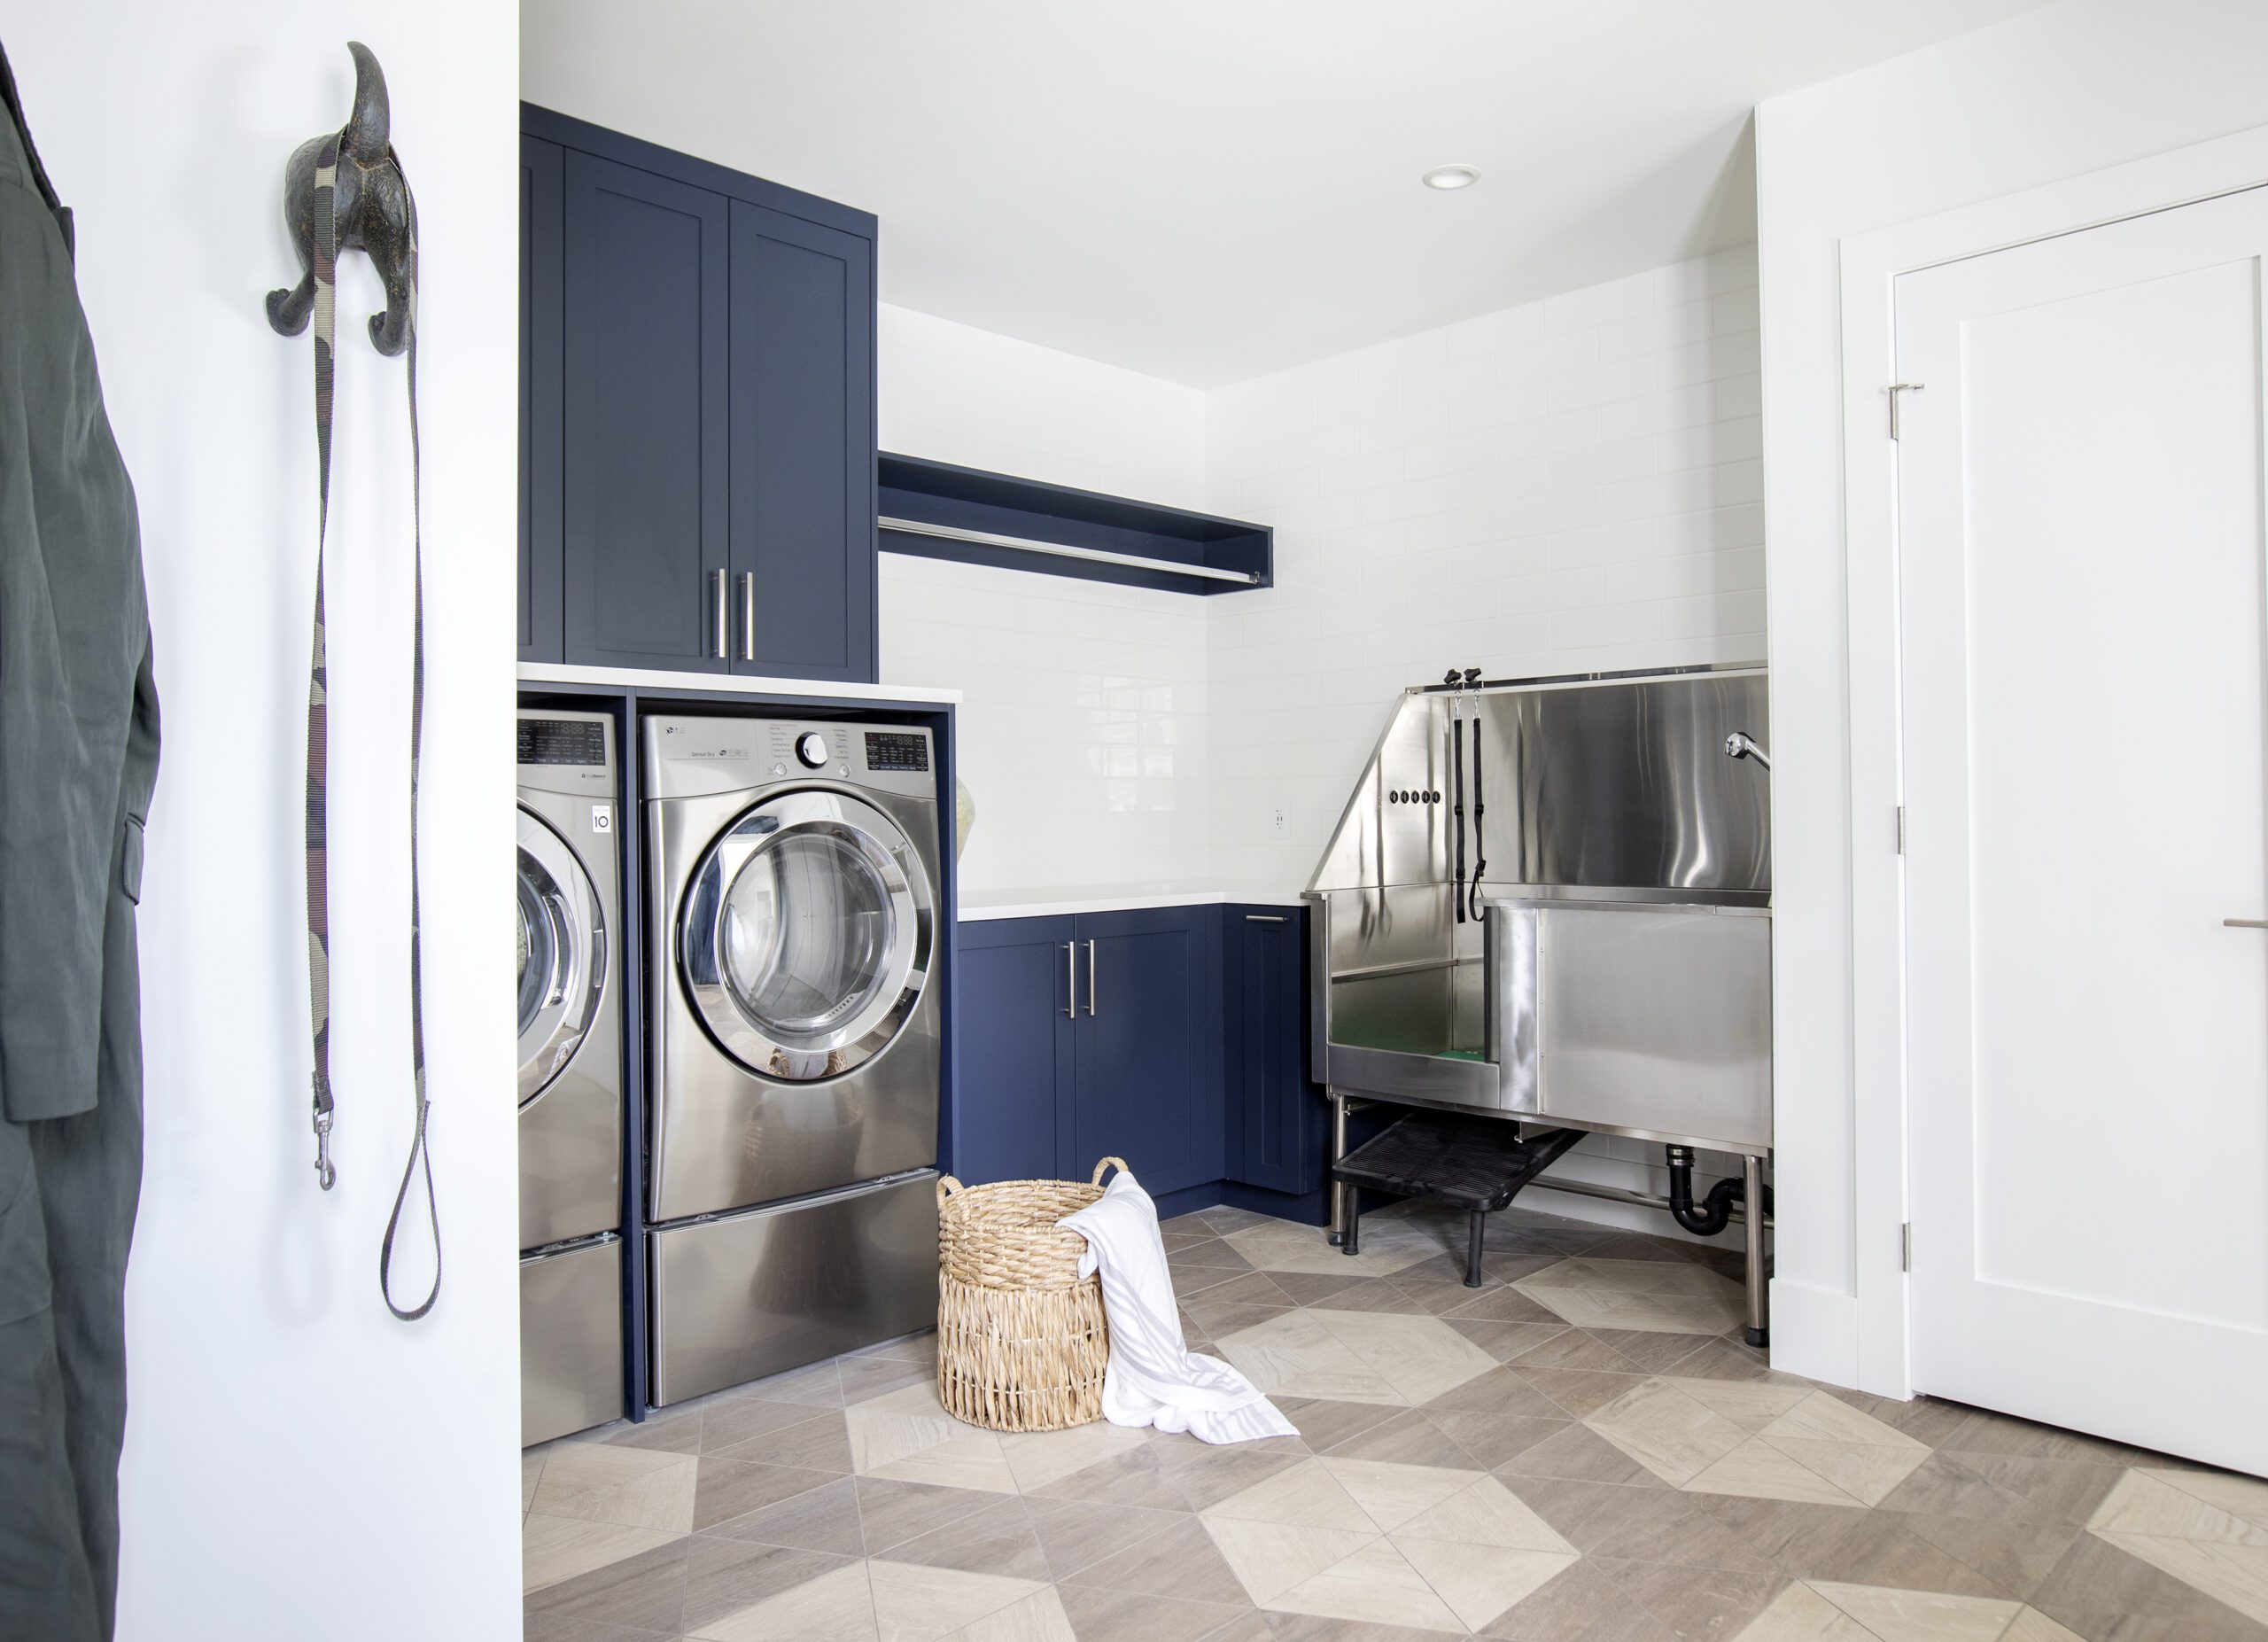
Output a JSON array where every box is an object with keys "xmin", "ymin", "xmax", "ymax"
[{"xmin": 1332, "ymin": 1114, "xmax": 1585, "ymax": 1286}]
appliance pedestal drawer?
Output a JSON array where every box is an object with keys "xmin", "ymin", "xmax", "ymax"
[
  {"xmin": 521, "ymin": 1234, "xmax": 624, "ymax": 1446},
  {"xmin": 649, "ymin": 1170, "xmax": 939, "ymax": 1406}
]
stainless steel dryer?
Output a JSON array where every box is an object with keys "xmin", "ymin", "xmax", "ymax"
[
  {"xmin": 645, "ymin": 715, "xmax": 942, "ymax": 1405},
  {"xmin": 517, "ymin": 709, "xmax": 625, "ymax": 1444}
]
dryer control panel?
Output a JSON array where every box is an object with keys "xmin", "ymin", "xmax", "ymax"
[{"xmin": 645, "ymin": 716, "xmax": 938, "ymax": 803}]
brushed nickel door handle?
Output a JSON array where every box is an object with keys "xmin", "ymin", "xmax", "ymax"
[
  {"xmin": 711, "ymin": 568, "xmax": 727, "ymax": 659},
  {"xmin": 1086, "ymin": 939, "xmax": 1098, "ymax": 1016},
  {"xmin": 740, "ymin": 572, "xmax": 756, "ymax": 662},
  {"xmin": 1062, "ymin": 942, "xmax": 1076, "ymax": 1019},
  {"xmin": 2225, "ymin": 919, "xmax": 2268, "ymax": 929}
]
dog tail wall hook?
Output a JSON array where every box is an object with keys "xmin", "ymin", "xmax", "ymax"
[{"xmin": 266, "ymin": 41, "xmax": 415, "ymax": 356}]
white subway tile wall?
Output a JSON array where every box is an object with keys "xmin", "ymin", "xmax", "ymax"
[{"xmin": 876, "ymin": 305, "xmax": 1216, "ymax": 893}]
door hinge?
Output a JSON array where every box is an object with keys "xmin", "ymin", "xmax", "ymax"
[
  {"xmin": 1889, "ymin": 382, "xmax": 1925, "ymax": 440},
  {"xmin": 1900, "ymin": 1222, "xmax": 1912, "ymax": 1272},
  {"xmin": 1895, "ymin": 805, "xmax": 1906, "ymax": 854}
]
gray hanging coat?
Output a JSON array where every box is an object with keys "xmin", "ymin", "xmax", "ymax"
[{"xmin": 0, "ymin": 37, "xmax": 161, "ymax": 1642}]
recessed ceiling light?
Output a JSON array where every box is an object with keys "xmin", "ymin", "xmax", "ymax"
[{"xmin": 1422, "ymin": 164, "xmax": 1480, "ymax": 191}]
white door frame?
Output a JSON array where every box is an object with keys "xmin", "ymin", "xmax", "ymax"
[{"xmin": 1836, "ymin": 121, "xmax": 2268, "ymax": 1401}]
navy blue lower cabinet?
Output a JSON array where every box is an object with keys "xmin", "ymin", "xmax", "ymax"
[
  {"xmin": 1071, "ymin": 907, "xmax": 1224, "ymax": 1197},
  {"xmin": 1224, "ymin": 905, "xmax": 1325, "ymax": 1198},
  {"xmin": 950, "ymin": 907, "xmax": 1224, "ymax": 1196},
  {"xmin": 950, "ymin": 916, "xmax": 1076, "ymax": 1185}
]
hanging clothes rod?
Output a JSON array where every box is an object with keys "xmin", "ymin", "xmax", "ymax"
[{"xmin": 878, "ymin": 515, "xmax": 1262, "ymax": 586}]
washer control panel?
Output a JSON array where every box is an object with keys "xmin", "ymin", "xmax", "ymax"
[
  {"xmin": 518, "ymin": 719, "xmax": 606, "ymax": 767},
  {"xmin": 516, "ymin": 711, "xmax": 615, "ymax": 798}
]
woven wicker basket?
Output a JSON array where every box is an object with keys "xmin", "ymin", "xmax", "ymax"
[{"xmin": 935, "ymin": 1156, "xmax": 1125, "ymax": 1432}]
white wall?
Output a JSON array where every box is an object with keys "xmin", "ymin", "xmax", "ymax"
[
  {"xmin": 882, "ymin": 254, "xmax": 1767, "ymax": 910},
  {"xmin": 877, "ymin": 305, "xmax": 1216, "ymax": 896},
  {"xmin": 1204, "ymin": 246, "xmax": 1766, "ymax": 886},
  {"xmin": 1756, "ymin": 0, "xmax": 2268, "ymax": 1384},
  {"xmin": 7, "ymin": 13, "xmax": 521, "ymax": 1640}
]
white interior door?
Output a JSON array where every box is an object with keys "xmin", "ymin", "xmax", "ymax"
[{"xmin": 1898, "ymin": 184, "xmax": 2268, "ymax": 1475}]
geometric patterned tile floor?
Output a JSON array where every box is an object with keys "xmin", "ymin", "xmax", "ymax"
[{"xmin": 524, "ymin": 1200, "xmax": 2268, "ymax": 1641}]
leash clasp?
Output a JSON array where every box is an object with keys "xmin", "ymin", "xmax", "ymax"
[{"xmin": 313, "ymin": 1104, "xmax": 336, "ymax": 1192}]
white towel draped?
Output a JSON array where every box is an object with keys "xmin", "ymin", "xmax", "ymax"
[{"xmin": 1056, "ymin": 1170, "xmax": 1298, "ymax": 1444}]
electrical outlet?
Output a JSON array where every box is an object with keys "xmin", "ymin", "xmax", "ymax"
[{"xmin": 1270, "ymin": 803, "xmax": 1290, "ymax": 841}]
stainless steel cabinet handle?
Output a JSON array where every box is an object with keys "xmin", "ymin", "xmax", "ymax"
[
  {"xmin": 740, "ymin": 572, "xmax": 756, "ymax": 662},
  {"xmin": 1245, "ymin": 914, "xmax": 1288, "ymax": 922},
  {"xmin": 711, "ymin": 568, "xmax": 728, "ymax": 659},
  {"xmin": 2225, "ymin": 919, "xmax": 2268, "ymax": 929},
  {"xmin": 1086, "ymin": 938, "xmax": 1098, "ymax": 1016},
  {"xmin": 1062, "ymin": 943, "xmax": 1076, "ymax": 1019}
]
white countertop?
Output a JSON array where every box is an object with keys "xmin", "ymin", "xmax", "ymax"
[
  {"xmin": 956, "ymin": 881, "xmax": 1308, "ymax": 922},
  {"xmin": 519, "ymin": 663, "xmax": 962, "ymax": 705}
]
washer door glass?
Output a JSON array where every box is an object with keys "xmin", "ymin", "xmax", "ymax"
[
  {"xmin": 518, "ymin": 806, "xmax": 606, "ymax": 1105},
  {"xmin": 681, "ymin": 790, "xmax": 932, "ymax": 1082}
]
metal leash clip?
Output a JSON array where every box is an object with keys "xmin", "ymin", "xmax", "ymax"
[{"xmin": 312, "ymin": 1103, "xmax": 336, "ymax": 1191}]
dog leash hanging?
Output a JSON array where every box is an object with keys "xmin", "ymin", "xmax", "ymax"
[{"xmin": 300, "ymin": 125, "xmax": 440, "ymax": 1322}]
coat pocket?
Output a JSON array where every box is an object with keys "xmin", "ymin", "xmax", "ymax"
[{"xmin": 120, "ymin": 814, "xmax": 145, "ymax": 905}]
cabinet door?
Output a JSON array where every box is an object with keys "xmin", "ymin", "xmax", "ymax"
[
  {"xmin": 1071, "ymin": 907, "xmax": 1223, "ymax": 1196},
  {"xmin": 951, "ymin": 917, "xmax": 1076, "ymax": 1184},
  {"xmin": 1225, "ymin": 907, "xmax": 1322, "ymax": 1195},
  {"xmin": 519, "ymin": 136, "xmax": 564, "ymax": 663},
  {"xmin": 727, "ymin": 201, "xmax": 876, "ymax": 681},
  {"xmin": 561, "ymin": 152, "xmax": 730, "ymax": 673}
]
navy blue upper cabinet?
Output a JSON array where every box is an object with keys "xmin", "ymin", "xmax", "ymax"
[
  {"xmin": 561, "ymin": 150, "xmax": 730, "ymax": 673},
  {"xmin": 951, "ymin": 917, "xmax": 1076, "ymax": 1186},
  {"xmin": 1224, "ymin": 906, "xmax": 1325, "ymax": 1197},
  {"xmin": 1072, "ymin": 907, "xmax": 1223, "ymax": 1197},
  {"xmin": 520, "ymin": 136, "xmax": 563, "ymax": 663},
  {"xmin": 728, "ymin": 202, "xmax": 876, "ymax": 681},
  {"xmin": 520, "ymin": 106, "xmax": 879, "ymax": 681}
]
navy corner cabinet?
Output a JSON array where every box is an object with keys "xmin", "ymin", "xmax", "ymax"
[
  {"xmin": 951, "ymin": 902, "xmax": 1328, "ymax": 1219},
  {"xmin": 520, "ymin": 107, "xmax": 877, "ymax": 683}
]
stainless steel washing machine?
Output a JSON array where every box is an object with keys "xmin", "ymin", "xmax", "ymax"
[
  {"xmin": 517, "ymin": 709, "xmax": 625, "ymax": 1444},
  {"xmin": 645, "ymin": 715, "xmax": 942, "ymax": 1405}
]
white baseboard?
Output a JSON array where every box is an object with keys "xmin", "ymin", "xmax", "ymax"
[{"xmin": 1767, "ymin": 1279, "xmax": 1860, "ymax": 1388}]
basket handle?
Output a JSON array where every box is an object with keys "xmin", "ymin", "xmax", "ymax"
[
  {"xmin": 1091, "ymin": 1156, "xmax": 1130, "ymax": 1186},
  {"xmin": 936, "ymin": 1174, "xmax": 965, "ymax": 1207}
]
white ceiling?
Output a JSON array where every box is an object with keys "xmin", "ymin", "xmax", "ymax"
[{"xmin": 522, "ymin": 1, "xmax": 2047, "ymax": 387}]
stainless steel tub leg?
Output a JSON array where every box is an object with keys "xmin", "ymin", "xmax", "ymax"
[
  {"xmin": 1328, "ymin": 1093, "xmax": 1348, "ymax": 1244},
  {"xmin": 1743, "ymin": 1152, "xmax": 1769, "ymax": 1349}
]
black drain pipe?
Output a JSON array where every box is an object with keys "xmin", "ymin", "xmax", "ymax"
[{"xmin": 1664, "ymin": 1145, "xmax": 1770, "ymax": 1237}]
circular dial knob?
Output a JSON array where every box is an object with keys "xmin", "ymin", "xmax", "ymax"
[{"xmin": 794, "ymin": 731, "xmax": 830, "ymax": 769}]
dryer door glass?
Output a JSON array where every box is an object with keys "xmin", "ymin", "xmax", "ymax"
[
  {"xmin": 518, "ymin": 806, "xmax": 607, "ymax": 1105},
  {"xmin": 720, "ymin": 830, "xmax": 893, "ymax": 1042},
  {"xmin": 682, "ymin": 791, "xmax": 933, "ymax": 1082}
]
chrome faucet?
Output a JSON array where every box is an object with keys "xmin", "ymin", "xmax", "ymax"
[{"xmin": 1724, "ymin": 731, "xmax": 1772, "ymax": 771}]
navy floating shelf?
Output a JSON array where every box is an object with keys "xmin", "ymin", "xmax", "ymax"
[{"xmin": 878, "ymin": 453, "xmax": 1270, "ymax": 595}]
